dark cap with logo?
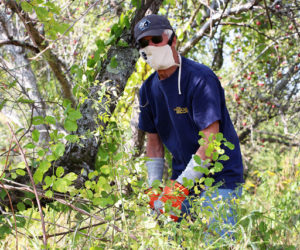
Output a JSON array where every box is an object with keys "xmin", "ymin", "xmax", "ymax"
[{"xmin": 134, "ymin": 14, "xmax": 173, "ymax": 42}]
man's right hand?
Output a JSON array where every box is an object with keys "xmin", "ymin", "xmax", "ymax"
[{"xmin": 144, "ymin": 187, "xmax": 163, "ymax": 209}]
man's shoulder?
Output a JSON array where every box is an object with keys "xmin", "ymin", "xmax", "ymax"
[
  {"xmin": 183, "ymin": 57, "xmax": 217, "ymax": 80},
  {"xmin": 139, "ymin": 72, "xmax": 158, "ymax": 99},
  {"xmin": 140, "ymin": 72, "xmax": 156, "ymax": 88}
]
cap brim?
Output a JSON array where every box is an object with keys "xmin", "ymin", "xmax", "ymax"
[{"xmin": 136, "ymin": 29, "xmax": 165, "ymax": 42}]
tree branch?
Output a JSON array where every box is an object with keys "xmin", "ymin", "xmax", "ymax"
[
  {"xmin": 180, "ymin": 0, "xmax": 260, "ymax": 55},
  {"xmin": 4, "ymin": 0, "xmax": 76, "ymax": 107},
  {"xmin": 0, "ymin": 39, "xmax": 39, "ymax": 53},
  {"xmin": 1, "ymin": 183, "xmax": 139, "ymax": 241},
  {"xmin": 7, "ymin": 122, "xmax": 47, "ymax": 247}
]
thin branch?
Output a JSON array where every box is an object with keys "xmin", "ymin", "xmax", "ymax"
[
  {"xmin": 0, "ymin": 39, "xmax": 39, "ymax": 53},
  {"xmin": 35, "ymin": 217, "xmax": 126, "ymax": 241},
  {"xmin": 218, "ymin": 22, "xmax": 274, "ymax": 40},
  {"xmin": 180, "ymin": 0, "xmax": 260, "ymax": 55},
  {"xmin": 210, "ymin": 0, "xmax": 231, "ymax": 38},
  {"xmin": 0, "ymin": 184, "xmax": 18, "ymax": 249},
  {"xmin": 176, "ymin": 2, "xmax": 202, "ymax": 50},
  {"xmin": 263, "ymin": 0, "xmax": 273, "ymax": 29},
  {"xmin": 6, "ymin": 122, "xmax": 48, "ymax": 247},
  {"xmin": 2, "ymin": 183, "xmax": 139, "ymax": 242},
  {"xmin": 5, "ymin": 0, "xmax": 76, "ymax": 107}
]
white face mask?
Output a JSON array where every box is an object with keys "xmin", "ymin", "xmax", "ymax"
[{"xmin": 139, "ymin": 45, "xmax": 179, "ymax": 70}]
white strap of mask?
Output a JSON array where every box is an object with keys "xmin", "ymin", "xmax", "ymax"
[{"xmin": 178, "ymin": 54, "xmax": 182, "ymax": 95}]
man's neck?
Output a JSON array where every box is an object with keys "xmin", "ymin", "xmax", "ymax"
[
  {"xmin": 157, "ymin": 50, "xmax": 180, "ymax": 80},
  {"xmin": 157, "ymin": 65, "xmax": 179, "ymax": 80}
]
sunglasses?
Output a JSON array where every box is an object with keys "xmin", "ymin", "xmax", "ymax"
[{"xmin": 137, "ymin": 36, "xmax": 163, "ymax": 49}]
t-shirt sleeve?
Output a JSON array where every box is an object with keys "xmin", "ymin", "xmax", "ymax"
[
  {"xmin": 192, "ymin": 76, "xmax": 222, "ymax": 131},
  {"xmin": 138, "ymin": 86, "xmax": 157, "ymax": 133}
]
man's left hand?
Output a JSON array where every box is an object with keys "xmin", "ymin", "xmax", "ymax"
[{"xmin": 153, "ymin": 180, "xmax": 189, "ymax": 221}]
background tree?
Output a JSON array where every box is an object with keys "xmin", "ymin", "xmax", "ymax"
[{"xmin": 0, "ymin": 0, "xmax": 299, "ymax": 248}]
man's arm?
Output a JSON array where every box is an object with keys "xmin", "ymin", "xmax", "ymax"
[
  {"xmin": 146, "ymin": 133, "xmax": 164, "ymax": 158},
  {"xmin": 176, "ymin": 120, "xmax": 220, "ymax": 185},
  {"xmin": 145, "ymin": 133, "xmax": 164, "ymax": 187}
]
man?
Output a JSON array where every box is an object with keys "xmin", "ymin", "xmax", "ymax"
[{"xmin": 134, "ymin": 14, "xmax": 244, "ymax": 237}]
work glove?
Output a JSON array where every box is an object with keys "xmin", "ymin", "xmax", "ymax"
[{"xmin": 154, "ymin": 180, "xmax": 189, "ymax": 222}]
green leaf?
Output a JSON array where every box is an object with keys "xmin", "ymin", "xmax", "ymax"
[
  {"xmin": 38, "ymin": 149, "xmax": 45, "ymax": 157},
  {"xmin": 56, "ymin": 167, "xmax": 64, "ymax": 177},
  {"xmin": 32, "ymin": 116, "xmax": 44, "ymax": 125},
  {"xmin": 45, "ymin": 116, "xmax": 56, "ymax": 125},
  {"xmin": 16, "ymin": 217, "xmax": 26, "ymax": 227},
  {"xmin": 24, "ymin": 143, "xmax": 36, "ymax": 149},
  {"xmin": 16, "ymin": 169, "xmax": 26, "ymax": 176},
  {"xmin": 64, "ymin": 119, "xmax": 78, "ymax": 132},
  {"xmin": 45, "ymin": 190, "xmax": 53, "ymax": 198},
  {"xmin": 204, "ymin": 177, "xmax": 214, "ymax": 187},
  {"xmin": 40, "ymin": 160, "xmax": 51, "ymax": 172},
  {"xmin": 63, "ymin": 99, "xmax": 72, "ymax": 108},
  {"xmin": 193, "ymin": 155, "xmax": 203, "ymax": 165},
  {"xmin": 85, "ymin": 180, "xmax": 93, "ymax": 189},
  {"xmin": 109, "ymin": 56, "xmax": 118, "ymax": 68},
  {"xmin": 0, "ymin": 99, "xmax": 7, "ymax": 111},
  {"xmin": 194, "ymin": 166, "xmax": 209, "ymax": 175},
  {"xmin": 44, "ymin": 2, "xmax": 60, "ymax": 14},
  {"xmin": 113, "ymin": 152, "xmax": 123, "ymax": 161},
  {"xmin": 224, "ymin": 142, "xmax": 235, "ymax": 150},
  {"xmin": 64, "ymin": 172, "xmax": 77, "ymax": 182},
  {"xmin": 33, "ymin": 168, "xmax": 44, "ymax": 184},
  {"xmin": 17, "ymin": 97, "xmax": 34, "ymax": 104},
  {"xmin": 212, "ymin": 152, "xmax": 219, "ymax": 161},
  {"xmin": 17, "ymin": 202, "xmax": 26, "ymax": 211},
  {"xmin": 198, "ymin": 131, "xmax": 205, "ymax": 138},
  {"xmin": 16, "ymin": 162, "xmax": 26, "ymax": 169},
  {"xmin": 88, "ymin": 171, "xmax": 98, "ymax": 180},
  {"xmin": 219, "ymin": 155, "xmax": 229, "ymax": 161},
  {"xmin": 182, "ymin": 178, "xmax": 194, "ymax": 189},
  {"xmin": 100, "ymin": 165, "xmax": 110, "ymax": 175},
  {"xmin": 205, "ymin": 143, "xmax": 214, "ymax": 157},
  {"xmin": 68, "ymin": 110, "xmax": 82, "ymax": 121},
  {"xmin": 43, "ymin": 175, "xmax": 56, "ymax": 190},
  {"xmin": 65, "ymin": 135, "xmax": 79, "ymax": 143},
  {"xmin": 51, "ymin": 142, "xmax": 65, "ymax": 158},
  {"xmin": 92, "ymin": 197, "xmax": 105, "ymax": 206},
  {"xmin": 53, "ymin": 179, "xmax": 68, "ymax": 193},
  {"xmin": 215, "ymin": 132, "xmax": 223, "ymax": 142},
  {"xmin": 34, "ymin": 7, "xmax": 49, "ymax": 21},
  {"xmin": 214, "ymin": 162, "xmax": 223, "ymax": 172},
  {"xmin": 32, "ymin": 129, "xmax": 40, "ymax": 142},
  {"xmin": 96, "ymin": 39, "xmax": 105, "ymax": 53},
  {"xmin": 131, "ymin": 0, "xmax": 141, "ymax": 8},
  {"xmin": 21, "ymin": 1, "xmax": 33, "ymax": 12},
  {"xmin": 55, "ymin": 22, "xmax": 69, "ymax": 34}
]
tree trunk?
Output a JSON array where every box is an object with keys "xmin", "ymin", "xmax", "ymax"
[{"xmin": 56, "ymin": 0, "xmax": 164, "ymax": 176}]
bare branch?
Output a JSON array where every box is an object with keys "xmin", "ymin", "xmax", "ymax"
[
  {"xmin": 2, "ymin": 183, "xmax": 139, "ymax": 242},
  {"xmin": 4, "ymin": 0, "xmax": 76, "ymax": 107},
  {"xmin": 7, "ymin": 122, "xmax": 47, "ymax": 247},
  {"xmin": 0, "ymin": 39, "xmax": 39, "ymax": 52},
  {"xmin": 180, "ymin": 0, "xmax": 260, "ymax": 55}
]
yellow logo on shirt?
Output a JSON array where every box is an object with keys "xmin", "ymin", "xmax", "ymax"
[{"xmin": 174, "ymin": 107, "xmax": 188, "ymax": 114}]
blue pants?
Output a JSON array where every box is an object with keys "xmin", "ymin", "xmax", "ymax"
[{"xmin": 179, "ymin": 187, "xmax": 242, "ymax": 238}]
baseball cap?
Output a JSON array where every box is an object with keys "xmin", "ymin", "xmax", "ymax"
[{"xmin": 134, "ymin": 14, "xmax": 173, "ymax": 42}]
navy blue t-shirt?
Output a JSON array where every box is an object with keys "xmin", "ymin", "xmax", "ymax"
[{"xmin": 138, "ymin": 56, "xmax": 244, "ymax": 189}]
